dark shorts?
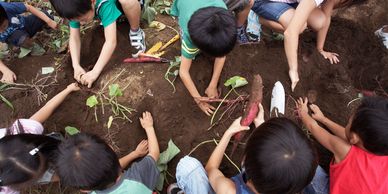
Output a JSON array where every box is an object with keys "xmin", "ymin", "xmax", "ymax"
[
  {"xmin": 224, "ymin": 0, "xmax": 251, "ymax": 13},
  {"xmin": 252, "ymin": 0, "xmax": 298, "ymax": 21},
  {"xmin": 7, "ymin": 11, "xmax": 53, "ymax": 46}
]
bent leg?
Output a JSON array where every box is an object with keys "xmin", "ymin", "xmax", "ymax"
[
  {"xmin": 119, "ymin": 0, "xmax": 141, "ymax": 31},
  {"xmin": 307, "ymin": 8, "xmax": 326, "ymax": 31}
]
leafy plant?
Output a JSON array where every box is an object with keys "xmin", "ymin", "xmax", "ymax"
[
  {"xmin": 86, "ymin": 95, "xmax": 99, "ymax": 121},
  {"xmin": 65, "ymin": 126, "xmax": 80, "ymax": 136},
  {"xmin": 164, "ymin": 56, "xmax": 181, "ymax": 93},
  {"xmin": 0, "ymin": 84, "xmax": 14, "ymax": 110},
  {"xmin": 156, "ymin": 139, "xmax": 180, "ymax": 191},
  {"xmin": 210, "ymin": 76, "xmax": 248, "ymax": 124}
]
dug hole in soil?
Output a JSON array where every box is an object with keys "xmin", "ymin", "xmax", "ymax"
[{"xmin": 1, "ymin": 3, "xmax": 388, "ymax": 193}]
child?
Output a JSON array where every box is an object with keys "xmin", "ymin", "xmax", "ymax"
[
  {"xmin": 0, "ymin": 2, "xmax": 57, "ymax": 84},
  {"xmin": 168, "ymin": 105, "xmax": 318, "ymax": 194},
  {"xmin": 56, "ymin": 112, "xmax": 160, "ymax": 194},
  {"xmin": 251, "ymin": 0, "xmax": 367, "ymax": 91},
  {"xmin": 171, "ymin": 0, "xmax": 253, "ymax": 116},
  {"xmin": 0, "ymin": 83, "xmax": 80, "ymax": 194},
  {"xmin": 297, "ymin": 96, "xmax": 388, "ymax": 193},
  {"xmin": 49, "ymin": 0, "xmax": 145, "ymax": 88},
  {"xmin": 375, "ymin": 25, "xmax": 388, "ymax": 49}
]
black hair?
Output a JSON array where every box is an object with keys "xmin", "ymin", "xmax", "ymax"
[
  {"xmin": 56, "ymin": 133, "xmax": 120, "ymax": 190},
  {"xmin": 350, "ymin": 97, "xmax": 388, "ymax": 155},
  {"xmin": 0, "ymin": 134, "xmax": 60, "ymax": 188},
  {"xmin": 188, "ymin": 7, "xmax": 237, "ymax": 57},
  {"xmin": 244, "ymin": 118, "xmax": 318, "ymax": 194},
  {"xmin": 0, "ymin": 5, "xmax": 7, "ymax": 25},
  {"xmin": 49, "ymin": 0, "xmax": 93, "ymax": 19}
]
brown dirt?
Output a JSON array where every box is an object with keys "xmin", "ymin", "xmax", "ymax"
[{"xmin": 0, "ymin": 2, "xmax": 387, "ymax": 193}]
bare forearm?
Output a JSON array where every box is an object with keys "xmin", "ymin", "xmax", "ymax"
[
  {"xmin": 179, "ymin": 57, "xmax": 201, "ymax": 98},
  {"xmin": 119, "ymin": 151, "xmax": 141, "ymax": 168},
  {"xmin": 205, "ymin": 131, "xmax": 233, "ymax": 171},
  {"xmin": 92, "ymin": 40, "xmax": 116, "ymax": 75},
  {"xmin": 208, "ymin": 57, "xmax": 226, "ymax": 88},
  {"xmin": 30, "ymin": 88, "xmax": 73, "ymax": 123},
  {"xmin": 26, "ymin": 4, "xmax": 53, "ymax": 24},
  {"xmin": 69, "ymin": 30, "xmax": 82, "ymax": 68},
  {"xmin": 316, "ymin": 17, "xmax": 331, "ymax": 51},
  {"xmin": 0, "ymin": 60, "xmax": 11, "ymax": 73},
  {"xmin": 144, "ymin": 127, "xmax": 159, "ymax": 161},
  {"xmin": 319, "ymin": 117, "xmax": 347, "ymax": 140}
]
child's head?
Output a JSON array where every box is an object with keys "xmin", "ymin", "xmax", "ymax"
[
  {"xmin": 244, "ymin": 118, "xmax": 317, "ymax": 194},
  {"xmin": 188, "ymin": 7, "xmax": 237, "ymax": 57},
  {"xmin": 0, "ymin": 5, "xmax": 8, "ymax": 32},
  {"xmin": 49, "ymin": 0, "xmax": 95, "ymax": 24},
  {"xmin": 0, "ymin": 134, "xmax": 60, "ymax": 188},
  {"xmin": 346, "ymin": 97, "xmax": 388, "ymax": 155},
  {"xmin": 56, "ymin": 133, "xmax": 120, "ymax": 191}
]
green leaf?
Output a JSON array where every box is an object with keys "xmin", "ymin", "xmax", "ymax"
[
  {"xmin": 141, "ymin": 0, "xmax": 157, "ymax": 24},
  {"xmin": 109, "ymin": 84, "xmax": 123, "ymax": 97},
  {"xmin": 224, "ymin": 76, "xmax": 248, "ymax": 89},
  {"xmin": 156, "ymin": 139, "xmax": 180, "ymax": 191},
  {"xmin": 18, "ymin": 47, "xmax": 31, "ymax": 58},
  {"xmin": 0, "ymin": 83, "xmax": 9, "ymax": 91},
  {"xmin": 107, "ymin": 116, "xmax": 114, "ymax": 129},
  {"xmin": 0, "ymin": 94, "xmax": 13, "ymax": 110},
  {"xmin": 86, "ymin": 95, "xmax": 99, "ymax": 107},
  {"xmin": 65, "ymin": 126, "xmax": 80, "ymax": 135}
]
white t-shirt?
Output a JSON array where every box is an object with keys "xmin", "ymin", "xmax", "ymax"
[
  {"xmin": 0, "ymin": 119, "xmax": 44, "ymax": 194},
  {"xmin": 270, "ymin": 0, "xmax": 324, "ymax": 6}
]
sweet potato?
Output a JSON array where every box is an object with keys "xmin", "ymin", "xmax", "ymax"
[{"xmin": 232, "ymin": 74, "xmax": 263, "ymax": 155}]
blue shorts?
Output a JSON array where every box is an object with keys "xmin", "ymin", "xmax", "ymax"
[{"xmin": 252, "ymin": 0, "xmax": 298, "ymax": 22}]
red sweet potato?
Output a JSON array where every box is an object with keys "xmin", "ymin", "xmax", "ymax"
[{"xmin": 231, "ymin": 74, "xmax": 263, "ymax": 155}]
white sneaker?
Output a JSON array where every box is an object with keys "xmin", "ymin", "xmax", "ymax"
[
  {"xmin": 375, "ymin": 25, "xmax": 388, "ymax": 49},
  {"xmin": 270, "ymin": 81, "xmax": 285, "ymax": 118},
  {"xmin": 129, "ymin": 28, "xmax": 146, "ymax": 57}
]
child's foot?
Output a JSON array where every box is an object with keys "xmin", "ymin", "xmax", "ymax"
[
  {"xmin": 237, "ymin": 26, "xmax": 249, "ymax": 44},
  {"xmin": 129, "ymin": 28, "xmax": 146, "ymax": 58},
  {"xmin": 375, "ymin": 25, "xmax": 388, "ymax": 49},
  {"xmin": 167, "ymin": 183, "xmax": 184, "ymax": 194}
]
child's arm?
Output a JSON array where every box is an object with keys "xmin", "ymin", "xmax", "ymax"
[
  {"xmin": 69, "ymin": 27, "xmax": 86, "ymax": 82},
  {"xmin": 205, "ymin": 56, "xmax": 225, "ymax": 98},
  {"xmin": 297, "ymin": 97, "xmax": 351, "ymax": 162},
  {"xmin": 25, "ymin": 4, "xmax": 57, "ymax": 29},
  {"xmin": 80, "ymin": 22, "xmax": 117, "ymax": 88},
  {"xmin": 139, "ymin": 112, "xmax": 160, "ymax": 162},
  {"xmin": 30, "ymin": 83, "xmax": 80, "ymax": 123},
  {"xmin": 205, "ymin": 118, "xmax": 249, "ymax": 194},
  {"xmin": 309, "ymin": 104, "xmax": 347, "ymax": 141},
  {"xmin": 284, "ymin": 0, "xmax": 317, "ymax": 91},
  {"xmin": 179, "ymin": 56, "xmax": 216, "ymax": 116},
  {"xmin": 316, "ymin": 0, "xmax": 339, "ymax": 64},
  {"xmin": 119, "ymin": 140, "xmax": 148, "ymax": 168},
  {"xmin": 0, "ymin": 60, "xmax": 16, "ymax": 83}
]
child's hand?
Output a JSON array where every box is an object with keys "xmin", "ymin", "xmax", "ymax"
[
  {"xmin": 319, "ymin": 50, "xmax": 340, "ymax": 64},
  {"xmin": 66, "ymin": 83, "xmax": 81, "ymax": 92},
  {"xmin": 309, "ymin": 104, "xmax": 326, "ymax": 121},
  {"xmin": 226, "ymin": 117, "xmax": 250, "ymax": 136},
  {"xmin": 80, "ymin": 70, "xmax": 99, "ymax": 88},
  {"xmin": 73, "ymin": 66, "xmax": 86, "ymax": 82},
  {"xmin": 254, "ymin": 103, "xmax": 265, "ymax": 127},
  {"xmin": 47, "ymin": 20, "xmax": 58, "ymax": 30},
  {"xmin": 205, "ymin": 86, "xmax": 219, "ymax": 98},
  {"xmin": 140, "ymin": 111, "xmax": 154, "ymax": 130},
  {"xmin": 1, "ymin": 69, "xmax": 17, "ymax": 83},
  {"xmin": 289, "ymin": 70, "xmax": 299, "ymax": 92},
  {"xmin": 197, "ymin": 101, "xmax": 215, "ymax": 116},
  {"xmin": 134, "ymin": 140, "xmax": 149, "ymax": 157},
  {"xmin": 296, "ymin": 97, "xmax": 309, "ymax": 116}
]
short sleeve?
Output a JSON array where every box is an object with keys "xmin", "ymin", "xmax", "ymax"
[
  {"xmin": 170, "ymin": 0, "xmax": 179, "ymax": 17},
  {"xmin": 8, "ymin": 119, "xmax": 44, "ymax": 135},
  {"xmin": 1, "ymin": 2, "xmax": 27, "ymax": 16},
  {"xmin": 181, "ymin": 33, "xmax": 199, "ymax": 59},
  {"xmin": 123, "ymin": 156, "xmax": 160, "ymax": 190},
  {"xmin": 98, "ymin": 1, "xmax": 121, "ymax": 27},
  {"xmin": 313, "ymin": 0, "xmax": 324, "ymax": 6},
  {"xmin": 69, "ymin": 20, "xmax": 80, "ymax": 29}
]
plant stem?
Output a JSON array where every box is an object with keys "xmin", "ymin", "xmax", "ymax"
[{"xmin": 210, "ymin": 88, "xmax": 235, "ymax": 124}]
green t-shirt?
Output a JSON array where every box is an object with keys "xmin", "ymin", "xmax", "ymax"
[
  {"xmin": 170, "ymin": 0, "xmax": 227, "ymax": 59},
  {"xmin": 69, "ymin": 0, "xmax": 122, "ymax": 28},
  {"xmin": 90, "ymin": 180, "xmax": 152, "ymax": 194}
]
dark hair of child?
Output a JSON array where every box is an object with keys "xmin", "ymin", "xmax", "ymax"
[
  {"xmin": 0, "ymin": 134, "xmax": 60, "ymax": 188},
  {"xmin": 350, "ymin": 96, "xmax": 388, "ymax": 155},
  {"xmin": 56, "ymin": 133, "xmax": 120, "ymax": 191},
  {"xmin": 188, "ymin": 7, "xmax": 237, "ymax": 57},
  {"xmin": 49, "ymin": 0, "xmax": 93, "ymax": 19},
  {"xmin": 244, "ymin": 118, "xmax": 318, "ymax": 194},
  {"xmin": 0, "ymin": 5, "xmax": 7, "ymax": 25}
]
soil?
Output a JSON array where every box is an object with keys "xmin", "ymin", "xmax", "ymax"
[{"xmin": 0, "ymin": 1, "xmax": 387, "ymax": 193}]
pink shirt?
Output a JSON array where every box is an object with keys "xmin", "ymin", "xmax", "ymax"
[
  {"xmin": 270, "ymin": 0, "xmax": 324, "ymax": 6},
  {"xmin": 330, "ymin": 146, "xmax": 388, "ymax": 194}
]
